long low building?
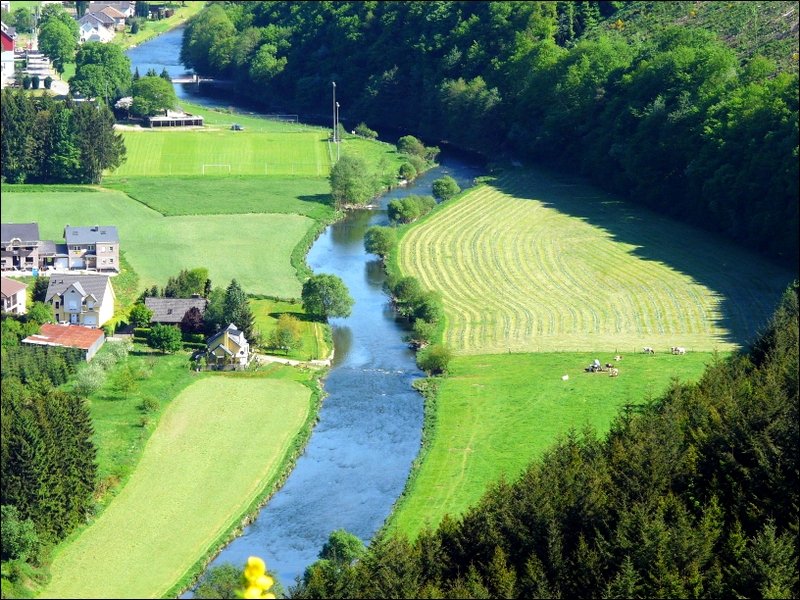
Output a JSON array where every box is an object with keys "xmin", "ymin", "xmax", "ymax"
[{"xmin": 23, "ymin": 323, "xmax": 106, "ymax": 361}]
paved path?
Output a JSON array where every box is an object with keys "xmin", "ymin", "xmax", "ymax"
[{"xmin": 253, "ymin": 352, "xmax": 331, "ymax": 369}]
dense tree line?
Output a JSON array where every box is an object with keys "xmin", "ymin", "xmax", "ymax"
[
  {"xmin": 182, "ymin": 1, "xmax": 798, "ymax": 262},
  {"xmin": 1, "ymin": 89, "xmax": 126, "ymax": 184},
  {"xmin": 291, "ymin": 281, "xmax": 799, "ymax": 598}
]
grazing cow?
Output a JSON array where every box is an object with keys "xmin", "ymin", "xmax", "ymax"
[
  {"xmin": 614, "ymin": 355, "xmax": 622, "ymax": 361},
  {"xmin": 561, "ymin": 374, "xmax": 569, "ymax": 381},
  {"xmin": 643, "ymin": 347, "xmax": 655, "ymax": 354},
  {"xmin": 671, "ymin": 346, "xmax": 686, "ymax": 355},
  {"xmin": 609, "ymin": 368, "xmax": 619, "ymax": 377}
]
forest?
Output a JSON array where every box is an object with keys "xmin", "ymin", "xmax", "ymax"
[
  {"xmin": 180, "ymin": 0, "xmax": 799, "ymax": 263},
  {"xmin": 289, "ymin": 281, "xmax": 799, "ymax": 598}
]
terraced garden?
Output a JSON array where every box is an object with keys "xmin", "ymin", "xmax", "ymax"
[{"xmin": 398, "ymin": 169, "xmax": 793, "ymax": 354}]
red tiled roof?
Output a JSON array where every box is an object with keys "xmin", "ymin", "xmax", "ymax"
[{"xmin": 23, "ymin": 323, "xmax": 104, "ymax": 350}]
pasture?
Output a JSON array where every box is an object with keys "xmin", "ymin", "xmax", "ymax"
[
  {"xmin": 2, "ymin": 188, "xmax": 313, "ymax": 298},
  {"xmin": 387, "ymin": 351, "xmax": 718, "ymax": 538},
  {"xmin": 40, "ymin": 375, "xmax": 312, "ymax": 599},
  {"xmin": 112, "ymin": 128, "xmax": 332, "ymax": 177},
  {"xmin": 397, "ymin": 169, "xmax": 794, "ymax": 354}
]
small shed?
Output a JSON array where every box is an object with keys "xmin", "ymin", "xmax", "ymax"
[{"xmin": 23, "ymin": 323, "xmax": 106, "ymax": 361}]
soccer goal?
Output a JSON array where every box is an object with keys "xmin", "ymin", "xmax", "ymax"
[{"xmin": 202, "ymin": 164, "xmax": 232, "ymax": 175}]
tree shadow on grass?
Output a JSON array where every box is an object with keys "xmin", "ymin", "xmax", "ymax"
[
  {"xmin": 489, "ymin": 167, "xmax": 795, "ymax": 348},
  {"xmin": 298, "ymin": 193, "xmax": 333, "ymax": 206}
]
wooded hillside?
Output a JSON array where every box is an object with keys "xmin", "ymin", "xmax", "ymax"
[{"xmin": 181, "ymin": 1, "xmax": 799, "ymax": 263}]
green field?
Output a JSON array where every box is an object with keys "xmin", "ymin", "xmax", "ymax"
[
  {"xmin": 250, "ymin": 298, "xmax": 330, "ymax": 360},
  {"xmin": 39, "ymin": 375, "xmax": 312, "ymax": 599},
  {"xmin": 103, "ymin": 175, "xmax": 334, "ymax": 220},
  {"xmin": 387, "ymin": 351, "xmax": 718, "ymax": 537},
  {"xmin": 3, "ymin": 189, "xmax": 313, "ymax": 298},
  {"xmin": 113, "ymin": 129, "xmax": 332, "ymax": 177},
  {"xmin": 398, "ymin": 169, "xmax": 794, "ymax": 354}
]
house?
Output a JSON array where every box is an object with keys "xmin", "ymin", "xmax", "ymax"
[
  {"xmin": 1, "ymin": 276, "xmax": 27, "ymax": 315},
  {"xmin": 78, "ymin": 13, "xmax": 115, "ymax": 43},
  {"xmin": 1, "ymin": 21, "xmax": 15, "ymax": 89},
  {"xmin": 23, "ymin": 323, "xmax": 106, "ymax": 361},
  {"xmin": 64, "ymin": 225, "xmax": 120, "ymax": 272},
  {"xmin": 144, "ymin": 296, "xmax": 208, "ymax": 325},
  {"xmin": 205, "ymin": 323, "xmax": 250, "ymax": 369},
  {"xmin": 1, "ymin": 223, "xmax": 42, "ymax": 272},
  {"xmin": 98, "ymin": 5, "xmax": 127, "ymax": 30},
  {"xmin": 89, "ymin": 1, "xmax": 135, "ymax": 18},
  {"xmin": 46, "ymin": 274, "xmax": 116, "ymax": 327}
]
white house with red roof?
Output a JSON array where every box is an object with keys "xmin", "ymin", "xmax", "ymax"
[{"xmin": 1, "ymin": 21, "xmax": 16, "ymax": 89}]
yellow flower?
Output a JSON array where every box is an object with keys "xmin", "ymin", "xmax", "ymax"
[
  {"xmin": 243, "ymin": 586, "xmax": 264, "ymax": 599},
  {"xmin": 243, "ymin": 556, "xmax": 266, "ymax": 584},
  {"xmin": 256, "ymin": 575, "xmax": 274, "ymax": 590}
]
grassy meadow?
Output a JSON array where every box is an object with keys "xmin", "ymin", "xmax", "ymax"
[
  {"xmin": 250, "ymin": 298, "xmax": 330, "ymax": 360},
  {"xmin": 2, "ymin": 188, "xmax": 314, "ymax": 298},
  {"xmin": 397, "ymin": 169, "xmax": 794, "ymax": 354},
  {"xmin": 388, "ymin": 351, "xmax": 719, "ymax": 538},
  {"xmin": 40, "ymin": 374, "xmax": 313, "ymax": 599}
]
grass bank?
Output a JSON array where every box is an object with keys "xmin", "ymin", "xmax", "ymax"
[
  {"xmin": 386, "ymin": 351, "xmax": 720, "ymax": 538},
  {"xmin": 250, "ymin": 298, "xmax": 330, "ymax": 360}
]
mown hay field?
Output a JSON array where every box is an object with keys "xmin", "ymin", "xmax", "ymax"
[
  {"xmin": 398, "ymin": 169, "xmax": 794, "ymax": 354},
  {"xmin": 3, "ymin": 189, "xmax": 312, "ymax": 298},
  {"xmin": 388, "ymin": 351, "xmax": 717, "ymax": 538},
  {"xmin": 39, "ymin": 376, "xmax": 311, "ymax": 599}
]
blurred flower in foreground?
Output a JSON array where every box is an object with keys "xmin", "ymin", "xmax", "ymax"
[{"xmin": 241, "ymin": 556, "xmax": 276, "ymax": 599}]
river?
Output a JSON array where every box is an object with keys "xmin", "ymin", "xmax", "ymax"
[{"xmin": 126, "ymin": 27, "xmax": 484, "ymax": 592}]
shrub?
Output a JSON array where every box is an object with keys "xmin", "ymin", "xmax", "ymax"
[
  {"xmin": 22, "ymin": 75, "xmax": 31, "ymax": 89},
  {"xmin": 398, "ymin": 162, "xmax": 417, "ymax": 181},
  {"xmin": 364, "ymin": 226, "xmax": 397, "ymax": 259},
  {"xmin": 129, "ymin": 304, "xmax": 153, "ymax": 328},
  {"xmin": 148, "ymin": 324, "xmax": 182, "ymax": 353},
  {"xmin": 354, "ymin": 122, "xmax": 378, "ymax": 139},
  {"xmin": 432, "ymin": 175, "xmax": 461, "ymax": 201},
  {"xmin": 44, "ymin": 76, "xmax": 53, "ymax": 89},
  {"xmin": 397, "ymin": 135, "xmax": 426, "ymax": 157},
  {"xmin": 417, "ymin": 343, "xmax": 452, "ymax": 375},
  {"xmin": 133, "ymin": 327, "xmax": 152, "ymax": 337},
  {"xmin": 106, "ymin": 339, "xmax": 132, "ymax": 362},
  {"xmin": 73, "ymin": 363, "xmax": 106, "ymax": 396},
  {"xmin": 407, "ymin": 154, "xmax": 427, "ymax": 174},
  {"xmin": 31, "ymin": 75, "xmax": 39, "ymax": 89},
  {"xmin": 140, "ymin": 396, "xmax": 159, "ymax": 413}
]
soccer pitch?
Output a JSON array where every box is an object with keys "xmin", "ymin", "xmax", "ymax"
[{"xmin": 112, "ymin": 128, "xmax": 332, "ymax": 177}]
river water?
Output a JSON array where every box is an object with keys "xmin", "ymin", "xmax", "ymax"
[{"xmin": 126, "ymin": 28, "xmax": 484, "ymax": 591}]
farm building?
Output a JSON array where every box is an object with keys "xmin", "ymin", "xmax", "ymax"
[
  {"xmin": 144, "ymin": 296, "xmax": 208, "ymax": 325},
  {"xmin": 23, "ymin": 323, "xmax": 106, "ymax": 361},
  {"xmin": 1, "ymin": 276, "xmax": 27, "ymax": 315}
]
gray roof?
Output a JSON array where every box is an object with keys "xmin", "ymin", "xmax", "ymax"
[
  {"xmin": 145, "ymin": 297, "xmax": 207, "ymax": 323},
  {"xmin": 46, "ymin": 274, "xmax": 113, "ymax": 306},
  {"xmin": 64, "ymin": 225, "xmax": 119, "ymax": 245},
  {"xmin": 1, "ymin": 223, "xmax": 40, "ymax": 244},
  {"xmin": 88, "ymin": 10, "xmax": 116, "ymax": 25},
  {"xmin": 38, "ymin": 240, "xmax": 68, "ymax": 256}
]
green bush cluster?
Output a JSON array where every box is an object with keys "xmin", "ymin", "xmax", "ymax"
[
  {"xmin": 387, "ymin": 195, "xmax": 436, "ymax": 224},
  {"xmin": 386, "ymin": 274, "xmax": 445, "ymax": 348}
]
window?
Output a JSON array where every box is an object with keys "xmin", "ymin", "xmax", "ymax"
[{"xmin": 55, "ymin": 301, "xmax": 60, "ymax": 309}]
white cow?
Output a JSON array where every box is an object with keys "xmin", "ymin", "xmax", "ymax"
[
  {"xmin": 671, "ymin": 346, "xmax": 686, "ymax": 355},
  {"xmin": 643, "ymin": 346, "xmax": 655, "ymax": 354},
  {"xmin": 609, "ymin": 368, "xmax": 619, "ymax": 377}
]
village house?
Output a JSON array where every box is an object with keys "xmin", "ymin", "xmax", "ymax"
[
  {"xmin": 88, "ymin": 1, "xmax": 136, "ymax": 18},
  {"xmin": 97, "ymin": 5, "xmax": 128, "ymax": 30},
  {"xmin": 144, "ymin": 296, "xmax": 208, "ymax": 325},
  {"xmin": 23, "ymin": 323, "xmax": 106, "ymax": 361},
  {"xmin": 64, "ymin": 225, "xmax": 120, "ymax": 272},
  {"xmin": 205, "ymin": 323, "xmax": 250, "ymax": 370},
  {"xmin": 1, "ymin": 21, "xmax": 15, "ymax": 89},
  {"xmin": 1, "ymin": 276, "xmax": 28, "ymax": 315},
  {"xmin": 78, "ymin": 12, "xmax": 115, "ymax": 43},
  {"xmin": 1, "ymin": 223, "xmax": 42, "ymax": 272},
  {"xmin": 46, "ymin": 274, "xmax": 116, "ymax": 327}
]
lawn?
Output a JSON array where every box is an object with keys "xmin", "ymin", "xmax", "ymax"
[
  {"xmin": 397, "ymin": 168, "xmax": 794, "ymax": 354},
  {"xmin": 103, "ymin": 175, "xmax": 334, "ymax": 221},
  {"xmin": 112, "ymin": 128, "xmax": 331, "ymax": 177},
  {"xmin": 40, "ymin": 374, "xmax": 313, "ymax": 599},
  {"xmin": 2, "ymin": 188, "xmax": 313, "ymax": 298},
  {"xmin": 387, "ymin": 351, "xmax": 719, "ymax": 538},
  {"xmin": 250, "ymin": 298, "xmax": 330, "ymax": 361}
]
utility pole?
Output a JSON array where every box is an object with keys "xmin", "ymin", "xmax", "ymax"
[
  {"xmin": 331, "ymin": 81, "xmax": 336, "ymax": 144},
  {"xmin": 336, "ymin": 101, "xmax": 340, "ymax": 161}
]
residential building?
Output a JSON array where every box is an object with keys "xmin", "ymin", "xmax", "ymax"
[
  {"xmin": 88, "ymin": 2, "xmax": 135, "ymax": 18},
  {"xmin": 98, "ymin": 5, "xmax": 127, "ymax": 29},
  {"xmin": 64, "ymin": 225, "xmax": 120, "ymax": 272},
  {"xmin": 46, "ymin": 274, "xmax": 116, "ymax": 327},
  {"xmin": 1, "ymin": 276, "xmax": 28, "ymax": 315},
  {"xmin": 1, "ymin": 21, "xmax": 15, "ymax": 89},
  {"xmin": 23, "ymin": 323, "xmax": 106, "ymax": 361},
  {"xmin": 78, "ymin": 13, "xmax": 115, "ymax": 43},
  {"xmin": 205, "ymin": 323, "xmax": 250, "ymax": 369},
  {"xmin": 145, "ymin": 296, "xmax": 208, "ymax": 325},
  {"xmin": 1, "ymin": 223, "xmax": 42, "ymax": 272}
]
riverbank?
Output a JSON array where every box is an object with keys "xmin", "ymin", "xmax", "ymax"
[{"xmin": 112, "ymin": 2, "xmax": 206, "ymax": 52}]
